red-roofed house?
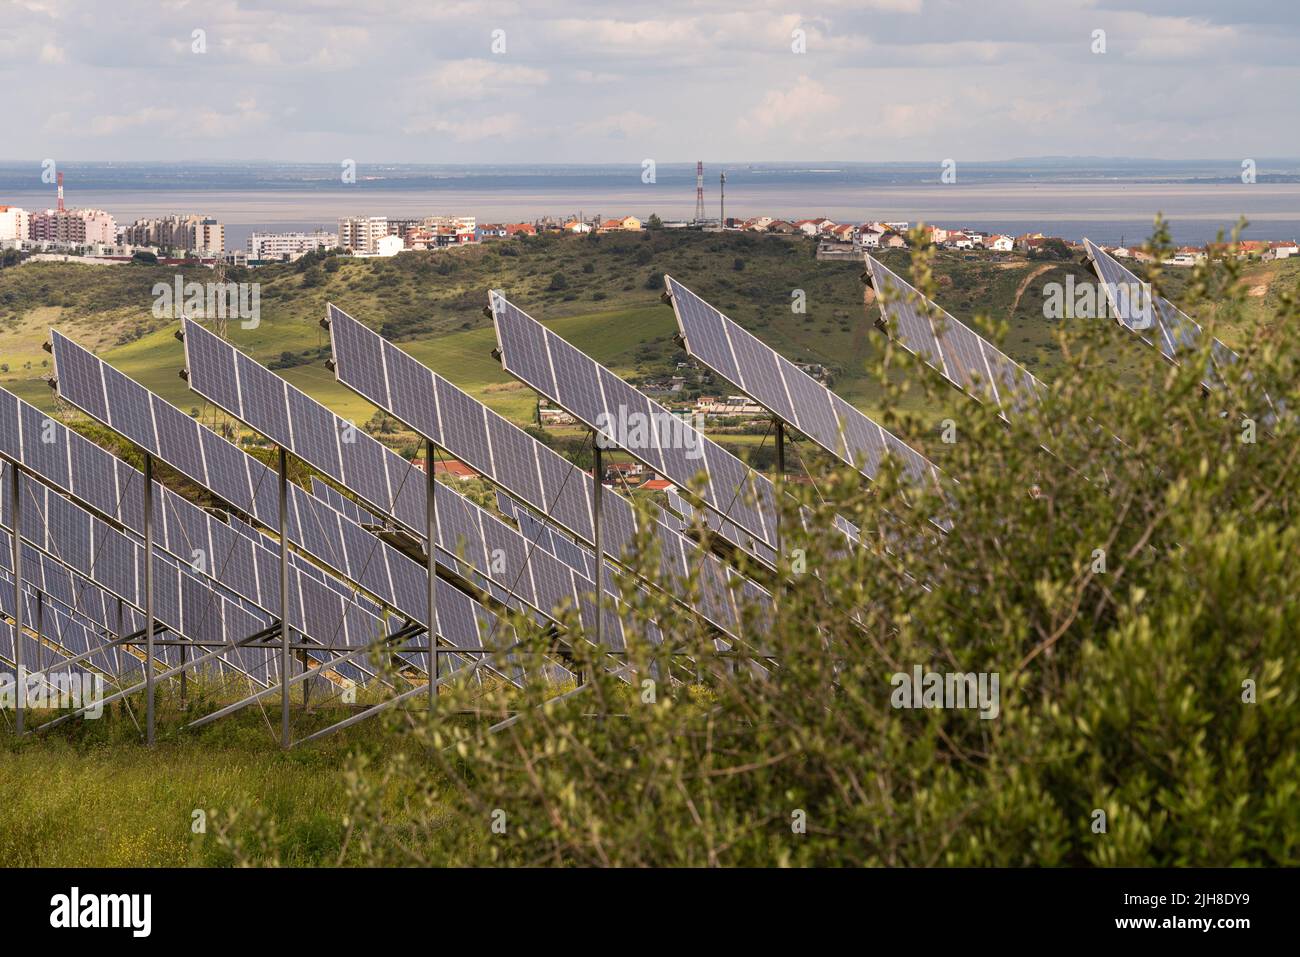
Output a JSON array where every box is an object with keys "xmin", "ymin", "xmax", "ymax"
[{"xmin": 411, "ymin": 458, "xmax": 481, "ymax": 481}]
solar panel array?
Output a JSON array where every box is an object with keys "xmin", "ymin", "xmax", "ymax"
[
  {"xmin": 2, "ymin": 460, "xmax": 267, "ymax": 651},
  {"xmin": 181, "ymin": 318, "xmax": 650, "ymax": 653},
  {"xmin": 1083, "ymin": 240, "xmax": 1255, "ymax": 402},
  {"xmin": 0, "ymin": 387, "xmax": 422, "ymax": 682},
  {"xmin": 325, "ymin": 303, "xmax": 774, "ymax": 645},
  {"xmin": 490, "ymin": 291, "xmax": 780, "ymax": 551},
  {"xmin": 0, "ymin": 567, "xmax": 114, "ymax": 680},
  {"xmin": 496, "ymin": 492, "xmax": 594, "ymax": 579},
  {"xmin": 668, "ymin": 275, "xmax": 946, "ymax": 495},
  {"xmin": 865, "ymin": 256, "xmax": 1045, "ymax": 420},
  {"xmin": 49, "ymin": 333, "xmax": 533, "ymax": 674}
]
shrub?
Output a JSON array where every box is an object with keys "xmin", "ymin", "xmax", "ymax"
[{"xmin": 265, "ymin": 221, "xmax": 1300, "ymax": 867}]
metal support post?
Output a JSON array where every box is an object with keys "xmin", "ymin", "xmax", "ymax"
[
  {"xmin": 426, "ymin": 438, "xmax": 438, "ymax": 714},
  {"xmin": 11, "ymin": 463, "xmax": 24, "ymax": 736},
  {"xmin": 278, "ymin": 447, "xmax": 290, "ymax": 749},
  {"xmin": 144, "ymin": 453, "xmax": 155, "ymax": 746},
  {"xmin": 592, "ymin": 440, "xmax": 603, "ymax": 654}
]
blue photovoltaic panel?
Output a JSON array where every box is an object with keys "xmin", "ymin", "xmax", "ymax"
[
  {"xmin": 669, "ymin": 275, "xmax": 945, "ymax": 495},
  {"xmin": 0, "ymin": 569, "xmax": 118, "ymax": 681},
  {"xmin": 326, "ymin": 303, "xmax": 775, "ymax": 645},
  {"xmin": 48, "ymin": 338, "xmax": 533, "ymax": 676},
  {"xmin": 489, "ymin": 291, "xmax": 780, "ymax": 552},
  {"xmin": 182, "ymin": 319, "xmax": 649, "ymax": 653},
  {"xmin": 311, "ymin": 478, "xmax": 383, "ymax": 528},
  {"xmin": 865, "ymin": 256, "xmax": 1045, "ymax": 420},
  {"xmin": 1, "ymin": 462, "xmax": 267, "ymax": 651},
  {"xmin": 0, "ymin": 388, "xmax": 407, "ymax": 682},
  {"xmin": 1084, "ymin": 240, "xmax": 1271, "ymax": 416}
]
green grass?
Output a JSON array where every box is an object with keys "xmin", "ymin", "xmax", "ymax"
[{"xmin": 0, "ymin": 705, "xmax": 436, "ymax": 867}]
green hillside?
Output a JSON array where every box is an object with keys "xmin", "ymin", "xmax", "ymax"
[{"xmin": 2, "ymin": 232, "xmax": 1294, "ymax": 471}]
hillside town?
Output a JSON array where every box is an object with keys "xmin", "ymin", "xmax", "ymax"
[{"xmin": 2, "ymin": 174, "xmax": 1296, "ymax": 269}]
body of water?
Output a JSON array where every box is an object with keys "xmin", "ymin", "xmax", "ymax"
[{"xmin": 2, "ymin": 160, "xmax": 1297, "ymax": 251}]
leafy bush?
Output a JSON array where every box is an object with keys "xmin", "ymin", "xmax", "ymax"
[{"xmin": 282, "ymin": 223, "xmax": 1300, "ymax": 867}]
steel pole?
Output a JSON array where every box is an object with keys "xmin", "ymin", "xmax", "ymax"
[
  {"xmin": 144, "ymin": 453, "xmax": 155, "ymax": 746},
  {"xmin": 35, "ymin": 592, "xmax": 43, "ymax": 678},
  {"xmin": 11, "ymin": 463, "xmax": 24, "ymax": 736},
  {"xmin": 592, "ymin": 440, "xmax": 603, "ymax": 655},
  {"xmin": 426, "ymin": 438, "xmax": 438, "ymax": 714},
  {"xmin": 278, "ymin": 447, "xmax": 290, "ymax": 749},
  {"xmin": 775, "ymin": 420, "xmax": 785, "ymax": 570}
]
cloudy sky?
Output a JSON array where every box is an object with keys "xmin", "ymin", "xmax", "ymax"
[{"xmin": 3, "ymin": 0, "xmax": 1298, "ymax": 163}]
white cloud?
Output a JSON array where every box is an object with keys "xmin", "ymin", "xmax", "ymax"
[
  {"xmin": 739, "ymin": 76, "xmax": 841, "ymax": 132},
  {"xmin": 417, "ymin": 59, "xmax": 548, "ymax": 100},
  {"xmin": 39, "ymin": 42, "xmax": 66, "ymax": 64},
  {"xmin": 403, "ymin": 112, "xmax": 524, "ymax": 141}
]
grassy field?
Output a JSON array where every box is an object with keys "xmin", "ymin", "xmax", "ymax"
[{"xmin": 0, "ymin": 702, "xmax": 448, "ymax": 867}]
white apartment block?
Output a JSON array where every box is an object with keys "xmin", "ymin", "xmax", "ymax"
[
  {"xmin": 248, "ymin": 231, "xmax": 339, "ymax": 261},
  {"xmin": 338, "ymin": 216, "xmax": 389, "ymax": 254},
  {"xmin": 121, "ymin": 214, "xmax": 224, "ymax": 253},
  {"xmin": 29, "ymin": 208, "xmax": 117, "ymax": 245},
  {"xmin": 0, "ymin": 206, "xmax": 29, "ymax": 242}
]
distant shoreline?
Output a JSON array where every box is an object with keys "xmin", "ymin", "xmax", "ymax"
[{"xmin": 3, "ymin": 160, "xmax": 1298, "ymax": 250}]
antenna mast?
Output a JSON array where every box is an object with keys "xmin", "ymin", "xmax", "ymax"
[{"xmin": 695, "ymin": 161, "xmax": 705, "ymax": 223}]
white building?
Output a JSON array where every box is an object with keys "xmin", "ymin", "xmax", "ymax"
[
  {"xmin": 248, "ymin": 231, "xmax": 339, "ymax": 261},
  {"xmin": 29, "ymin": 207, "xmax": 117, "ymax": 245},
  {"xmin": 374, "ymin": 234, "xmax": 404, "ymax": 257},
  {"xmin": 857, "ymin": 226, "xmax": 886, "ymax": 249},
  {"xmin": 338, "ymin": 216, "xmax": 389, "ymax": 254},
  {"xmin": 986, "ymin": 234, "xmax": 1015, "ymax": 252},
  {"xmin": 0, "ymin": 206, "xmax": 29, "ymax": 242}
]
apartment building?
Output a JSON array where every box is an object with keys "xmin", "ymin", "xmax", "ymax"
[
  {"xmin": 338, "ymin": 216, "xmax": 389, "ymax": 254},
  {"xmin": 247, "ymin": 231, "xmax": 339, "ymax": 261}
]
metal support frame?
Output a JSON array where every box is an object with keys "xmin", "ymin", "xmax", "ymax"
[
  {"xmin": 144, "ymin": 453, "xmax": 155, "ymax": 746},
  {"xmin": 35, "ymin": 622, "xmax": 282, "ymax": 734},
  {"xmin": 34, "ymin": 592, "xmax": 43, "ymax": 677},
  {"xmin": 278, "ymin": 447, "xmax": 291, "ymax": 749},
  {"xmin": 426, "ymin": 437, "xmax": 438, "ymax": 715},
  {"xmin": 186, "ymin": 621, "xmax": 423, "ymax": 732},
  {"xmin": 10, "ymin": 461, "xmax": 24, "ymax": 736},
  {"xmin": 774, "ymin": 420, "xmax": 785, "ymax": 557},
  {"xmin": 592, "ymin": 440, "xmax": 603, "ymax": 657}
]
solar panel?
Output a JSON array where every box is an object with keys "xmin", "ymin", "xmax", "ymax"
[
  {"xmin": 0, "ymin": 389, "xmax": 419, "ymax": 682},
  {"xmin": 1, "ymin": 461, "xmax": 267, "ymax": 650},
  {"xmin": 1083, "ymin": 240, "xmax": 1267, "ymax": 411},
  {"xmin": 490, "ymin": 292, "xmax": 780, "ymax": 551},
  {"xmin": 667, "ymin": 275, "xmax": 946, "ymax": 496},
  {"xmin": 180, "ymin": 319, "xmax": 654, "ymax": 654},
  {"xmin": 48, "ymin": 338, "xmax": 537, "ymax": 678},
  {"xmin": 865, "ymin": 256, "xmax": 1045, "ymax": 420},
  {"xmin": 0, "ymin": 574, "xmax": 132, "ymax": 683},
  {"xmin": 311, "ymin": 478, "xmax": 383, "ymax": 528},
  {"xmin": 325, "ymin": 303, "xmax": 775, "ymax": 645}
]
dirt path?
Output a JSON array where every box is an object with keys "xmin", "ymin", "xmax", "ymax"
[{"xmin": 1008, "ymin": 264, "xmax": 1054, "ymax": 319}]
